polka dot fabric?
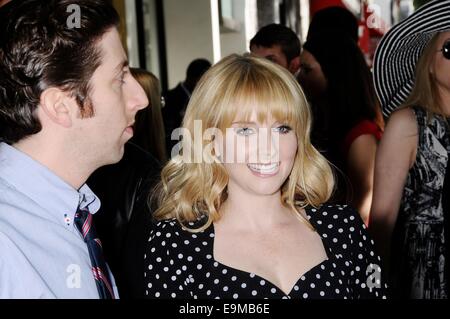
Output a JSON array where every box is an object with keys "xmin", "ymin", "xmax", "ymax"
[{"xmin": 144, "ymin": 204, "xmax": 388, "ymax": 299}]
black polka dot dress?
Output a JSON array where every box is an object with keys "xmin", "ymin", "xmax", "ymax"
[{"xmin": 143, "ymin": 204, "xmax": 388, "ymax": 299}]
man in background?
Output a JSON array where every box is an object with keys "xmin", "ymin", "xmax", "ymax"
[
  {"xmin": 250, "ymin": 23, "xmax": 301, "ymax": 75},
  {"xmin": 162, "ymin": 58, "xmax": 211, "ymax": 154}
]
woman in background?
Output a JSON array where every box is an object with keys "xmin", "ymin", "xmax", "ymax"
[
  {"xmin": 370, "ymin": 0, "xmax": 450, "ymax": 299},
  {"xmin": 130, "ymin": 68, "xmax": 167, "ymax": 163},
  {"xmin": 298, "ymin": 32, "xmax": 384, "ymax": 225}
]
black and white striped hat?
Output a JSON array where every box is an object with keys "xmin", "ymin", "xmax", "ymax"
[{"xmin": 373, "ymin": 0, "xmax": 450, "ymax": 117}]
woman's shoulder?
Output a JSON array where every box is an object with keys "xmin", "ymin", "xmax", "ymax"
[
  {"xmin": 306, "ymin": 203, "xmax": 378, "ymax": 255},
  {"xmin": 349, "ymin": 120, "xmax": 382, "ymax": 137},
  {"xmin": 386, "ymin": 107, "xmax": 418, "ymax": 133},
  {"xmin": 342, "ymin": 120, "xmax": 382, "ymax": 157},
  {"xmin": 305, "ymin": 204, "xmax": 367, "ymax": 236},
  {"xmin": 305, "ymin": 203, "xmax": 358, "ymax": 218},
  {"xmin": 381, "ymin": 107, "xmax": 419, "ymax": 153},
  {"xmin": 148, "ymin": 218, "xmax": 213, "ymax": 246}
]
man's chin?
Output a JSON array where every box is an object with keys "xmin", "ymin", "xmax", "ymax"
[{"xmin": 106, "ymin": 144, "xmax": 126, "ymax": 165}]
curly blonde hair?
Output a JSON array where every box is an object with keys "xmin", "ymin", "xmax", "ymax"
[{"xmin": 151, "ymin": 54, "xmax": 334, "ymax": 232}]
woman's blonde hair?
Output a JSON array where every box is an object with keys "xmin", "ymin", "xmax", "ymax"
[
  {"xmin": 130, "ymin": 68, "xmax": 167, "ymax": 163},
  {"xmin": 151, "ymin": 54, "xmax": 334, "ymax": 231},
  {"xmin": 402, "ymin": 33, "xmax": 447, "ymax": 120}
]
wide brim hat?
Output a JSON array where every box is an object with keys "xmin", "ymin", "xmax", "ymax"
[{"xmin": 373, "ymin": 0, "xmax": 450, "ymax": 117}]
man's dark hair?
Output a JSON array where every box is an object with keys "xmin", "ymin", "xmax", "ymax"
[
  {"xmin": 249, "ymin": 23, "xmax": 301, "ymax": 63},
  {"xmin": 186, "ymin": 58, "xmax": 211, "ymax": 82},
  {"xmin": 0, "ymin": 0, "xmax": 119, "ymax": 144}
]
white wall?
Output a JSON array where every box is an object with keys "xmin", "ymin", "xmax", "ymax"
[
  {"xmin": 220, "ymin": 0, "xmax": 250, "ymax": 57},
  {"xmin": 300, "ymin": 0, "xmax": 310, "ymax": 42},
  {"xmin": 164, "ymin": 0, "xmax": 216, "ymax": 89}
]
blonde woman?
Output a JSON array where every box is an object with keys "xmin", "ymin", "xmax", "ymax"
[
  {"xmin": 130, "ymin": 68, "xmax": 167, "ymax": 163},
  {"xmin": 370, "ymin": 1, "xmax": 450, "ymax": 299},
  {"xmin": 144, "ymin": 54, "xmax": 387, "ymax": 299}
]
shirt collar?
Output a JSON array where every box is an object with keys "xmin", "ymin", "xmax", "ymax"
[{"xmin": 0, "ymin": 142, "xmax": 101, "ymax": 228}]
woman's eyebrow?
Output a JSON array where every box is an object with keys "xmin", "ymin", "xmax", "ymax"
[
  {"xmin": 231, "ymin": 121, "xmax": 257, "ymax": 125},
  {"xmin": 231, "ymin": 121, "xmax": 284, "ymax": 126}
]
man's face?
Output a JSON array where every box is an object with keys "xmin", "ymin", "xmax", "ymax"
[
  {"xmin": 71, "ymin": 28, "xmax": 148, "ymax": 167},
  {"xmin": 250, "ymin": 44, "xmax": 289, "ymax": 69}
]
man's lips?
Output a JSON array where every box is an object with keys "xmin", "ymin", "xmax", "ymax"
[{"xmin": 125, "ymin": 122, "xmax": 134, "ymax": 135}]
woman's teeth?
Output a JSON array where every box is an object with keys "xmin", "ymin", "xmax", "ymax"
[{"xmin": 247, "ymin": 162, "xmax": 280, "ymax": 174}]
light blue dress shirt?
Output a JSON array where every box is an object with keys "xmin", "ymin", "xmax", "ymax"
[{"xmin": 0, "ymin": 143, "xmax": 118, "ymax": 299}]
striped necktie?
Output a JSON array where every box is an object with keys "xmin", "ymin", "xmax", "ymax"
[{"xmin": 74, "ymin": 207, "xmax": 115, "ymax": 299}]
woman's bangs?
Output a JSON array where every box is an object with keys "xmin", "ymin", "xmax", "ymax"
[{"xmin": 219, "ymin": 74, "xmax": 297, "ymax": 128}]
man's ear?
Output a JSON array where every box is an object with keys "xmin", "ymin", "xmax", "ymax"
[
  {"xmin": 39, "ymin": 88, "xmax": 74, "ymax": 128},
  {"xmin": 288, "ymin": 56, "xmax": 301, "ymax": 75}
]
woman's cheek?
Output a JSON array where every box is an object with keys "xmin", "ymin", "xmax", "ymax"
[{"xmin": 279, "ymin": 135, "xmax": 298, "ymax": 161}]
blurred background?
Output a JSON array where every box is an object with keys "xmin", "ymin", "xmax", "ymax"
[{"xmin": 109, "ymin": 0, "xmax": 430, "ymax": 92}]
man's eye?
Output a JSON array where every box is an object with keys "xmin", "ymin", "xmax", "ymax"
[
  {"xmin": 235, "ymin": 127, "xmax": 256, "ymax": 136},
  {"xmin": 119, "ymin": 71, "xmax": 128, "ymax": 85},
  {"xmin": 273, "ymin": 125, "xmax": 292, "ymax": 134}
]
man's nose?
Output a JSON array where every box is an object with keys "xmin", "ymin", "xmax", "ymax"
[{"xmin": 129, "ymin": 77, "xmax": 149, "ymax": 111}]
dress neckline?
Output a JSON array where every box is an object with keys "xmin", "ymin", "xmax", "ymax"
[{"xmin": 207, "ymin": 205, "xmax": 334, "ymax": 296}]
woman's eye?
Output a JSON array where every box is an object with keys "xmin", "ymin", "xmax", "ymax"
[
  {"xmin": 273, "ymin": 125, "xmax": 292, "ymax": 134},
  {"xmin": 235, "ymin": 127, "xmax": 255, "ymax": 136}
]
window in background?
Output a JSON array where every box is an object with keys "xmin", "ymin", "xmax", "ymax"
[
  {"xmin": 220, "ymin": 0, "xmax": 242, "ymax": 32},
  {"xmin": 141, "ymin": 0, "xmax": 161, "ymax": 79}
]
